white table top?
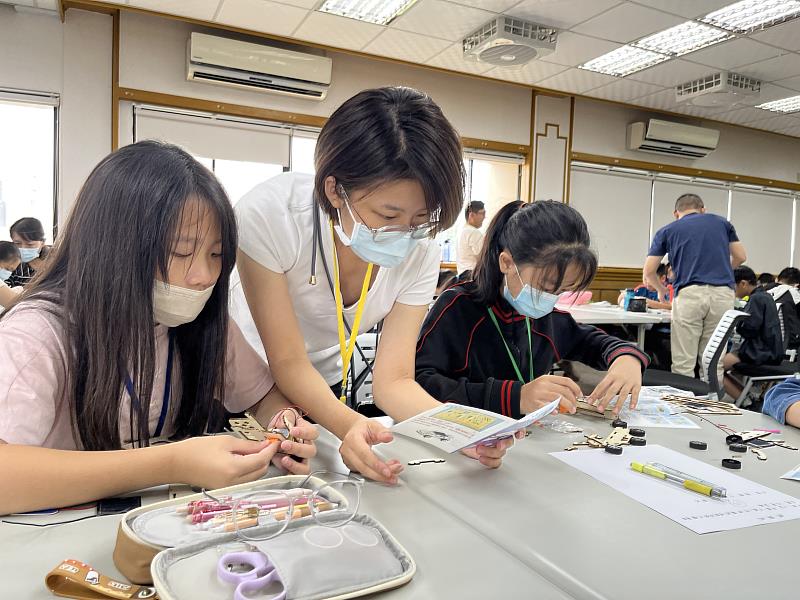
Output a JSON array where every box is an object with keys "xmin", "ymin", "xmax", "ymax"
[
  {"xmin": 3, "ymin": 407, "xmax": 797, "ymax": 600},
  {"xmin": 559, "ymin": 303, "xmax": 672, "ymax": 325}
]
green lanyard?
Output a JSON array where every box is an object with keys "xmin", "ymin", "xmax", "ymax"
[{"xmin": 486, "ymin": 308, "xmax": 534, "ymax": 383}]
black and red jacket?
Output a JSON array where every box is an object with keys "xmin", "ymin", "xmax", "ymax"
[{"xmin": 415, "ymin": 282, "xmax": 649, "ymax": 419}]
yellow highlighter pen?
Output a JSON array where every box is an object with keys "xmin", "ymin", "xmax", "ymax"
[{"xmin": 630, "ymin": 461, "xmax": 727, "ymax": 498}]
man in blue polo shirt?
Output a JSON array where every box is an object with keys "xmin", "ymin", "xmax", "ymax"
[{"xmin": 643, "ymin": 193, "xmax": 747, "ymax": 379}]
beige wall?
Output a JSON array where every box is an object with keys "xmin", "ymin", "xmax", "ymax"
[{"xmin": 118, "ymin": 11, "xmax": 532, "ymax": 146}]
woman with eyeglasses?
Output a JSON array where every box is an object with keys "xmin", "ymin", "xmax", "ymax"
[
  {"xmin": 232, "ymin": 87, "xmax": 518, "ymax": 484},
  {"xmin": 415, "ymin": 200, "xmax": 649, "ymax": 419}
]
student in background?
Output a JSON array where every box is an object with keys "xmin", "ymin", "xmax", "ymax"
[
  {"xmin": 415, "ymin": 200, "xmax": 649, "ymax": 418},
  {"xmin": 0, "ymin": 241, "xmax": 22, "ymax": 308},
  {"xmin": 456, "ymin": 200, "xmax": 486, "ymax": 276},
  {"xmin": 8, "ymin": 217, "xmax": 50, "ymax": 287},
  {"xmin": 232, "ymin": 87, "xmax": 516, "ymax": 484},
  {"xmin": 766, "ymin": 267, "xmax": 800, "ymax": 349},
  {"xmin": 0, "ymin": 142, "xmax": 317, "ymax": 515},
  {"xmin": 758, "ymin": 272, "xmax": 776, "ymax": 287},
  {"xmin": 722, "ymin": 266, "xmax": 783, "ymax": 399},
  {"xmin": 618, "ymin": 263, "xmax": 674, "ymax": 310}
]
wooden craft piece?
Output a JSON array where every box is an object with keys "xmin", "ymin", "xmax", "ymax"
[
  {"xmin": 575, "ymin": 397, "xmax": 615, "ymax": 420},
  {"xmin": 661, "ymin": 394, "xmax": 742, "ymax": 416},
  {"xmin": 750, "ymin": 448, "xmax": 768, "ymax": 461},
  {"xmin": 228, "ymin": 412, "xmax": 292, "ymax": 443},
  {"xmin": 566, "ymin": 427, "xmax": 636, "ymax": 451}
]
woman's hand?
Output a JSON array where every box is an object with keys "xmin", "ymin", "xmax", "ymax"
[
  {"xmin": 586, "ymin": 355, "xmax": 643, "ymax": 415},
  {"xmin": 340, "ymin": 418, "xmax": 404, "ymax": 484},
  {"xmin": 271, "ymin": 412, "xmax": 318, "ymax": 475},
  {"xmin": 460, "ymin": 430, "xmax": 524, "ymax": 468},
  {"xmin": 169, "ymin": 436, "xmax": 280, "ymax": 490},
  {"xmin": 520, "ymin": 375, "xmax": 582, "ymax": 414}
]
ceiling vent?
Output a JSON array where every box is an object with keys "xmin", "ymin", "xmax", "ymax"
[
  {"xmin": 675, "ymin": 71, "xmax": 761, "ymax": 108},
  {"xmin": 463, "ymin": 17, "xmax": 557, "ymax": 67}
]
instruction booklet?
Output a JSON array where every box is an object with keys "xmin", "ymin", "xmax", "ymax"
[{"xmin": 391, "ymin": 398, "xmax": 560, "ymax": 453}]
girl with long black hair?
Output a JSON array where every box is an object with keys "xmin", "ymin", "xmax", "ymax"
[
  {"xmin": 0, "ymin": 141, "xmax": 316, "ymax": 514},
  {"xmin": 416, "ymin": 200, "xmax": 648, "ymax": 418}
]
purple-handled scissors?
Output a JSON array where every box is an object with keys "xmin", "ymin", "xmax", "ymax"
[{"xmin": 217, "ymin": 550, "xmax": 286, "ymax": 600}]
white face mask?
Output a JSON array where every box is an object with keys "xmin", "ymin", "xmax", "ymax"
[{"xmin": 152, "ymin": 280, "xmax": 214, "ymax": 327}]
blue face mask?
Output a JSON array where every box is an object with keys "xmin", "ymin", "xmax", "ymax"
[
  {"xmin": 333, "ymin": 204, "xmax": 418, "ymax": 268},
  {"xmin": 0, "ymin": 268, "xmax": 12, "ymax": 281},
  {"xmin": 503, "ymin": 265, "xmax": 559, "ymax": 319},
  {"xmin": 18, "ymin": 247, "xmax": 40, "ymax": 263}
]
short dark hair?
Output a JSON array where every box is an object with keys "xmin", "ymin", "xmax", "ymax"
[
  {"xmin": 675, "ymin": 193, "xmax": 704, "ymax": 213},
  {"xmin": 757, "ymin": 272, "xmax": 776, "ymax": 285},
  {"xmin": 776, "ymin": 267, "xmax": 800, "ymax": 285},
  {"xmin": 656, "ymin": 263, "xmax": 668, "ymax": 278},
  {"xmin": 465, "ymin": 200, "xmax": 485, "ymax": 220},
  {"xmin": 0, "ymin": 241, "xmax": 20, "ymax": 263},
  {"xmin": 734, "ymin": 266, "xmax": 757, "ymax": 285},
  {"xmin": 472, "ymin": 200, "xmax": 597, "ymax": 305},
  {"xmin": 313, "ymin": 87, "xmax": 464, "ymax": 235},
  {"xmin": 10, "ymin": 217, "xmax": 46, "ymax": 243}
]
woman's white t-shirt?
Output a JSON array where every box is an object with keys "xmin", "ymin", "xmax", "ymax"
[{"xmin": 231, "ymin": 172, "xmax": 440, "ymax": 385}]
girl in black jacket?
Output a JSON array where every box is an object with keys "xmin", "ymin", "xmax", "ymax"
[{"xmin": 416, "ymin": 200, "xmax": 649, "ymax": 418}]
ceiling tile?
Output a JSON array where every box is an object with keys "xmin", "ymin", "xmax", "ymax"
[
  {"xmin": 751, "ymin": 19, "xmax": 800, "ymax": 53},
  {"xmin": 746, "ymin": 83, "xmax": 800, "ymax": 106},
  {"xmin": 776, "ymin": 75, "xmax": 800, "ymax": 91},
  {"xmin": 739, "ymin": 53, "xmax": 800, "ymax": 82},
  {"xmin": 537, "ymin": 67, "xmax": 618, "ymax": 94},
  {"xmin": 128, "ymin": 0, "xmax": 219, "ymax": 20},
  {"xmin": 216, "ymin": 0, "xmax": 308, "ymax": 36},
  {"xmin": 714, "ymin": 106, "xmax": 780, "ymax": 125},
  {"xmin": 293, "ymin": 11, "xmax": 383, "ymax": 51},
  {"xmin": 587, "ymin": 78, "xmax": 664, "ymax": 101},
  {"xmin": 447, "ymin": 0, "xmax": 522, "ymax": 12},
  {"xmin": 506, "ymin": 0, "xmax": 620, "ymax": 30},
  {"xmin": 363, "ymin": 28, "xmax": 451, "ymax": 63},
  {"xmin": 743, "ymin": 114, "xmax": 800, "ymax": 130},
  {"xmin": 685, "ymin": 38, "xmax": 784, "ymax": 71},
  {"xmin": 391, "ymin": 0, "xmax": 495, "ymax": 42},
  {"xmin": 571, "ymin": 3, "xmax": 684, "ymax": 44},
  {"xmin": 483, "ymin": 60, "xmax": 567, "ymax": 84},
  {"xmin": 426, "ymin": 42, "xmax": 495, "ymax": 74},
  {"xmin": 634, "ymin": 87, "xmax": 681, "ymax": 111},
  {"xmin": 627, "ymin": 0, "xmax": 732, "ymax": 19},
  {"xmin": 627, "ymin": 58, "xmax": 714, "ymax": 86},
  {"xmin": 272, "ymin": 0, "xmax": 318, "ymax": 7},
  {"xmin": 775, "ymin": 123, "xmax": 800, "ymax": 137},
  {"xmin": 539, "ymin": 31, "xmax": 620, "ymax": 67}
]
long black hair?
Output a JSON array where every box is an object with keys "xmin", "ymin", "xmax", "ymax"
[
  {"xmin": 2, "ymin": 141, "xmax": 237, "ymax": 450},
  {"xmin": 472, "ymin": 200, "xmax": 598, "ymax": 305}
]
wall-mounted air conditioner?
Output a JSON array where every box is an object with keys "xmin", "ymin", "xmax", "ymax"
[
  {"xmin": 626, "ymin": 119, "xmax": 720, "ymax": 159},
  {"xmin": 187, "ymin": 33, "xmax": 332, "ymax": 101}
]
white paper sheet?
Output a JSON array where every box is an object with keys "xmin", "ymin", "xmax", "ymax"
[
  {"xmin": 617, "ymin": 387, "xmax": 700, "ymax": 429},
  {"xmin": 781, "ymin": 464, "xmax": 800, "ymax": 481},
  {"xmin": 392, "ymin": 398, "xmax": 560, "ymax": 453},
  {"xmin": 551, "ymin": 444, "xmax": 800, "ymax": 534}
]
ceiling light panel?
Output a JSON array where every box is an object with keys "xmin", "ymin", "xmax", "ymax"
[
  {"xmin": 318, "ymin": 0, "xmax": 418, "ymax": 25},
  {"xmin": 701, "ymin": 0, "xmax": 800, "ymax": 33},
  {"xmin": 634, "ymin": 21, "xmax": 732, "ymax": 56},
  {"xmin": 756, "ymin": 94, "xmax": 800, "ymax": 112},
  {"xmin": 580, "ymin": 45, "xmax": 669, "ymax": 77}
]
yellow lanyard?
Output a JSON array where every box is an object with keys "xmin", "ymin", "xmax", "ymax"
[{"xmin": 330, "ymin": 221, "xmax": 373, "ymax": 403}]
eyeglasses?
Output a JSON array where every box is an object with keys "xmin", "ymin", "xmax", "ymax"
[
  {"xmin": 338, "ymin": 185, "xmax": 436, "ymax": 242},
  {"xmin": 224, "ymin": 471, "xmax": 365, "ymax": 541}
]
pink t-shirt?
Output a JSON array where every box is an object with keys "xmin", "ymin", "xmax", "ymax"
[{"xmin": 0, "ymin": 302, "xmax": 274, "ymax": 449}]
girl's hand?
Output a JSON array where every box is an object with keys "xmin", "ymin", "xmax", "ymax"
[
  {"xmin": 460, "ymin": 431, "xmax": 522, "ymax": 468},
  {"xmin": 587, "ymin": 355, "xmax": 643, "ymax": 415},
  {"xmin": 170, "ymin": 436, "xmax": 280, "ymax": 489},
  {"xmin": 520, "ymin": 375, "xmax": 582, "ymax": 414},
  {"xmin": 271, "ymin": 413, "xmax": 318, "ymax": 475},
  {"xmin": 340, "ymin": 418, "xmax": 404, "ymax": 484}
]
